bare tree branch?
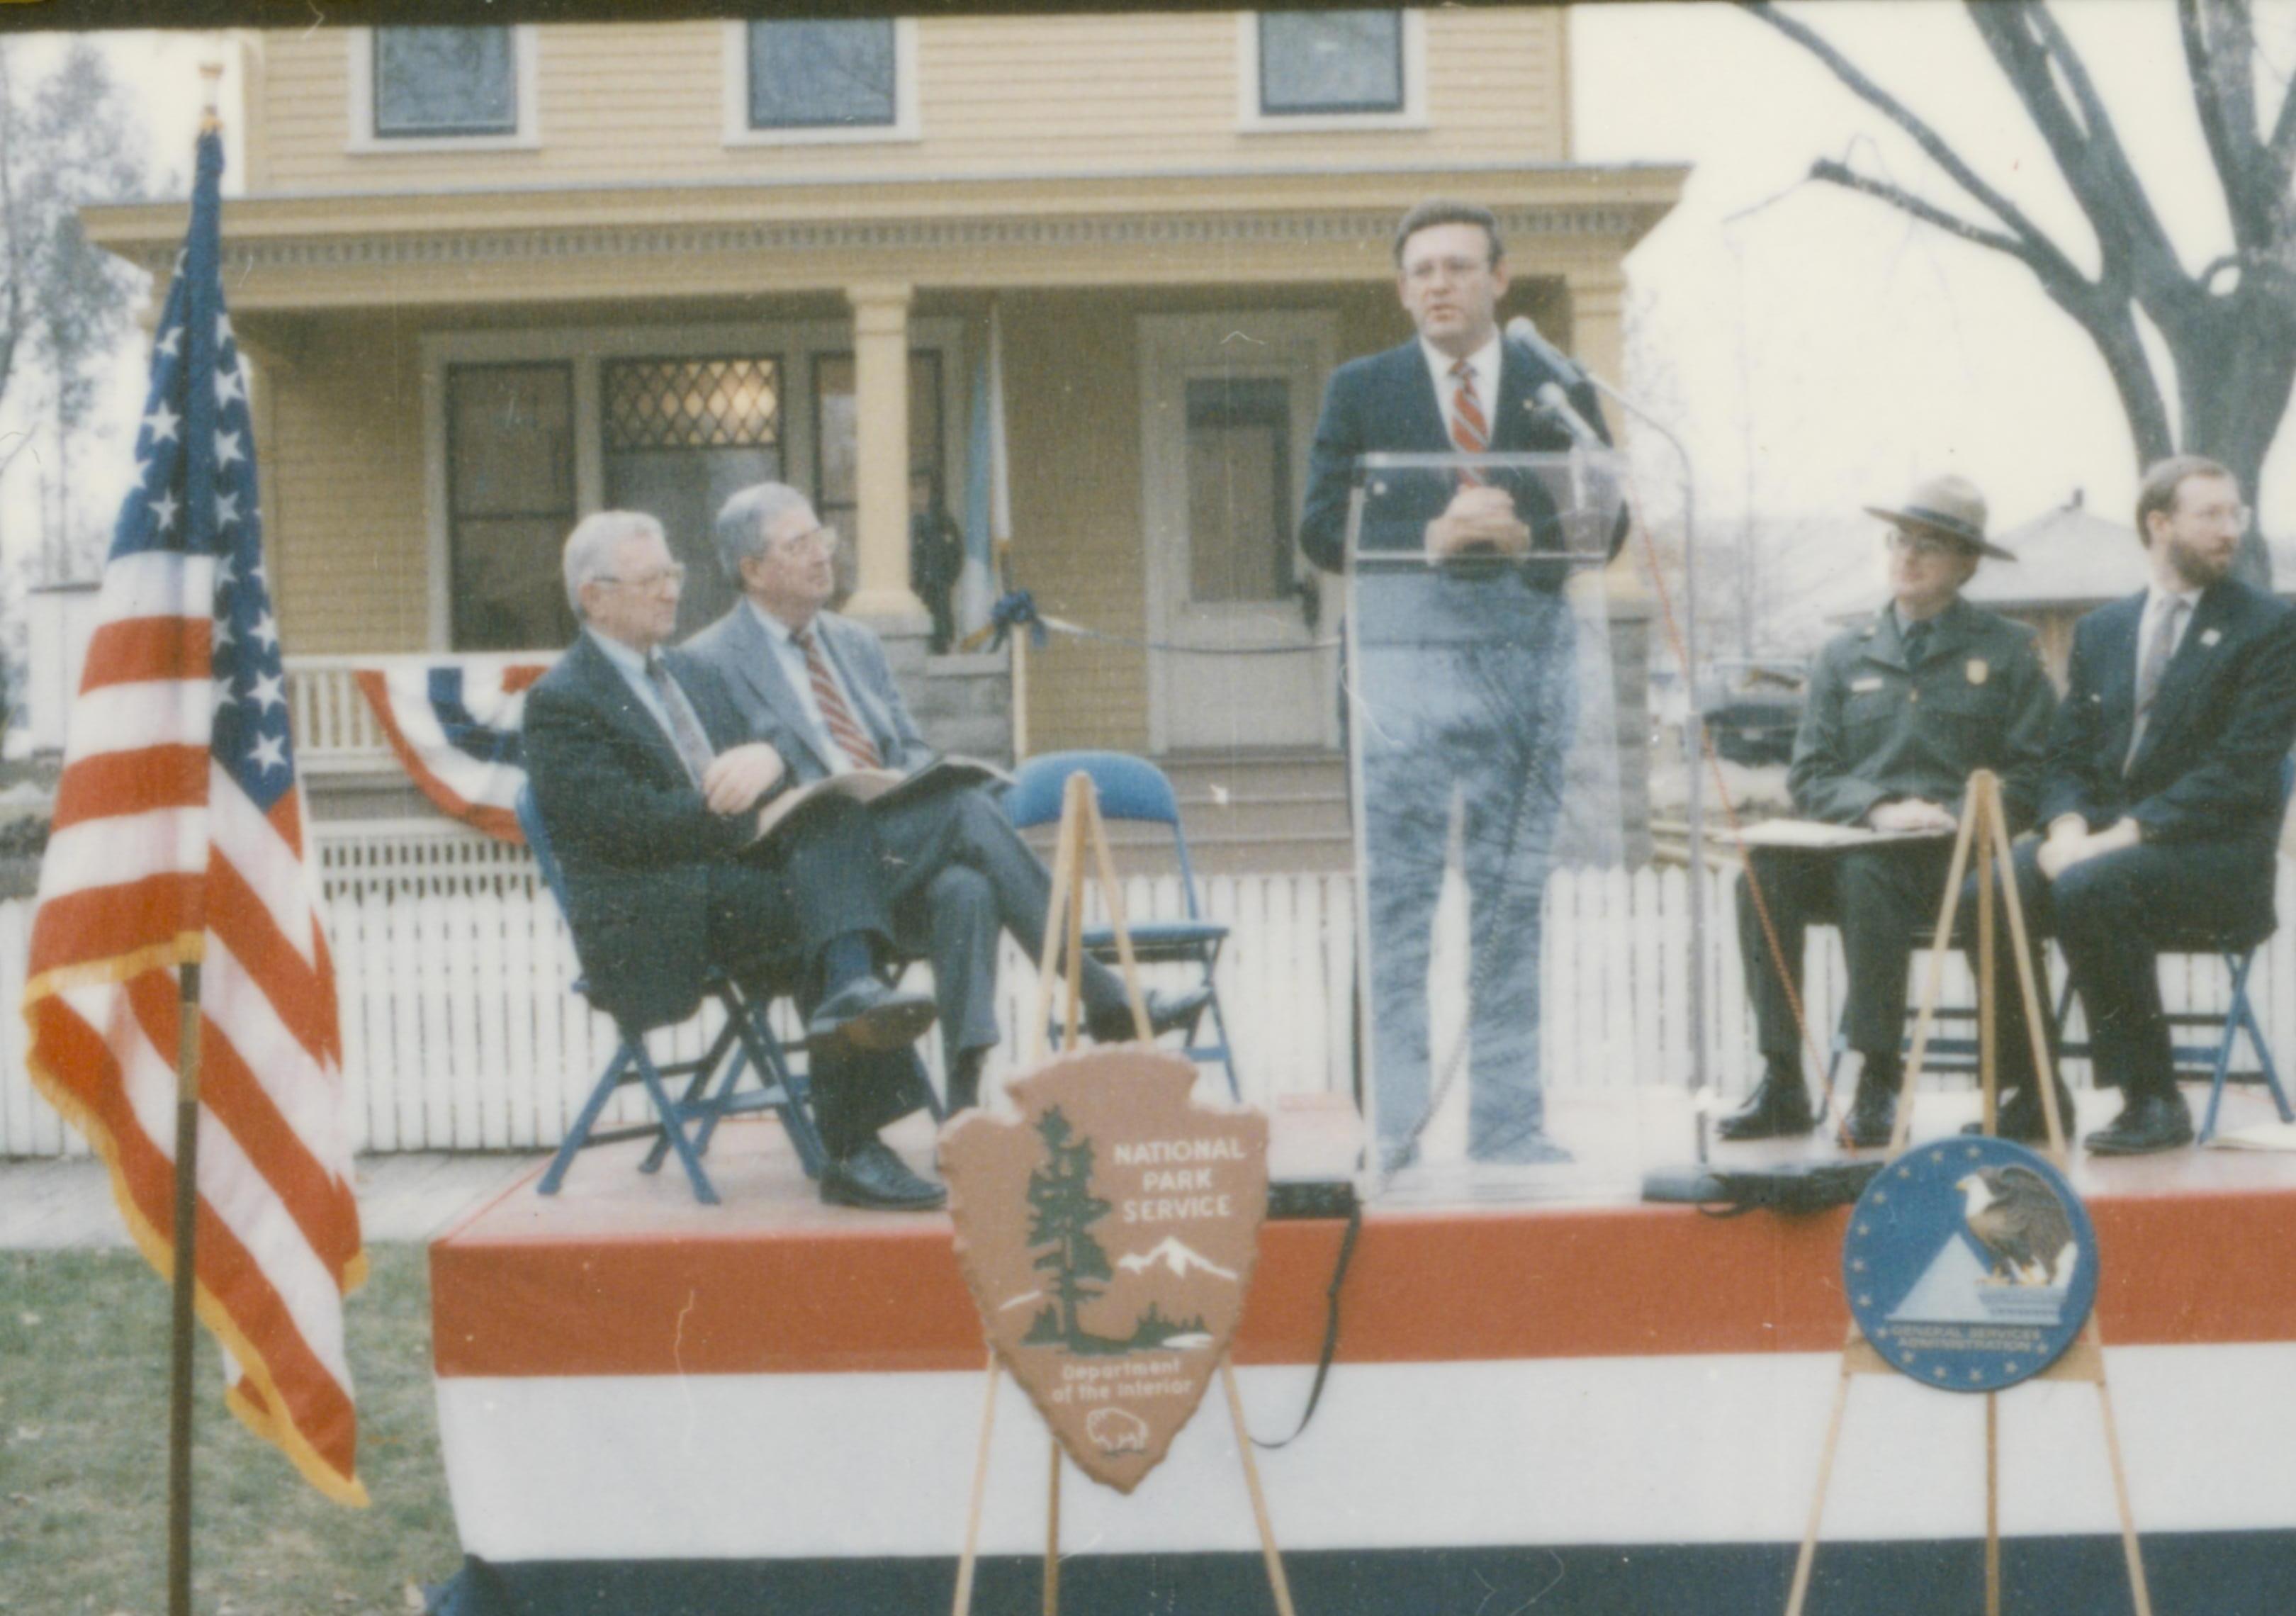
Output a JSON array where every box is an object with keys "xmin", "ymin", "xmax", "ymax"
[
  {"xmin": 1966, "ymin": 1, "xmax": 2182, "ymax": 291},
  {"xmin": 2179, "ymin": 0, "xmax": 2273, "ymax": 253},
  {"xmin": 1806, "ymin": 159, "xmax": 2039, "ymax": 268},
  {"xmin": 1738, "ymin": 1, "xmax": 2091, "ymax": 291}
]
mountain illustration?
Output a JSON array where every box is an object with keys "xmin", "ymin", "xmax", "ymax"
[{"xmin": 1115, "ymin": 1237, "xmax": 1238, "ymax": 1283}]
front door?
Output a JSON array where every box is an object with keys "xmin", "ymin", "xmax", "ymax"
[{"xmin": 1140, "ymin": 312, "xmax": 1339, "ymax": 752}]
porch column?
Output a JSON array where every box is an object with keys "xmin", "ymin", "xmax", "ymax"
[
  {"xmin": 1563, "ymin": 266, "xmax": 1626, "ymax": 399},
  {"xmin": 843, "ymin": 281, "xmax": 928, "ymax": 624}
]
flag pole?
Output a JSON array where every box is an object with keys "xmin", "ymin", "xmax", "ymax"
[
  {"xmin": 167, "ymin": 960, "xmax": 204, "ymax": 1616},
  {"xmin": 166, "ymin": 66, "xmax": 225, "ymax": 1616}
]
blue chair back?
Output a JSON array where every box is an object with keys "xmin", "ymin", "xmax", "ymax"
[
  {"xmin": 515, "ymin": 782, "xmax": 575, "ymax": 920},
  {"xmin": 1006, "ymin": 750, "xmax": 1200, "ymax": 914}
]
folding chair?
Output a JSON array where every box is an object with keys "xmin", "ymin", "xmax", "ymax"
[
  {"xmin": 1004, "ymin": 750, "xmax": 1239, "ymax": 1099},
  {"xmin": 1823, "ymin": 757, "xmax": 2296, "ymax": 1143},
  {"xmin": 517, "ymin": 785, "xmax": 826, "ymax": 1205}
]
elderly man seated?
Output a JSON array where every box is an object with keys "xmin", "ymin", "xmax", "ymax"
[
  {"xmin": 522, "ymin": 510, "xmax": 945, "ymax": 1211},
  {"xmin": 680, "ymin": 480, "xmax": 1209, "ymax": 1112}
]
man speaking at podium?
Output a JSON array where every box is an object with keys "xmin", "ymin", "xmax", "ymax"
[
  {"xmin": 1298, "ymin": 198, "xmax": 1618, "ymax": 1172},
  {"xmin": 1723, "ymin": 477, "xmax": 2054, "ymax": 1149}
]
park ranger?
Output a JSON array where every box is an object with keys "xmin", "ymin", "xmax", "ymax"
[{"xmin": 1722, "ymin": 474, "xmax": 2060, "ymax": 1148}]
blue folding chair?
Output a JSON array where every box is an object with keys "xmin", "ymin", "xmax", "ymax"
[
  {"xmin": 1826, "ymin": 758, "xmax": 2296, "ymax": 1142},
  {"xmin": 517, "ymin": 785, "xmax": 826, "ymax": 1204},
  {"xmin": 1004, "ymin": 750, "xmax": 1239, "ymax": 1099}
]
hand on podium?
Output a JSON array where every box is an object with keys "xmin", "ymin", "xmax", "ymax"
[
  {"xmin": 1424, "ymin": 483, "xmax": 1531, "ymax": 561},
  {"xmin": 1865, "ymin": 797, "xmax": 1956, "ymax": 834}
]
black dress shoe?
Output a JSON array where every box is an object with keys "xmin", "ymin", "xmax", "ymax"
[
  {"xmin": 808, "ymin": 978, "xmax": 937, "ymax": 1054},
  {"xmin": 821, "ymin": 1140, "xmax": 947, "ymax": 1211},
  {"xmin": 2085, "ymin": 1091, "xmax": 2193, "ymax": 1156},
  {"xmin": 1962, "ymin": 1083, "xmax": 2076, "ymax": 1144},
  {"xmin": 1717, "ymin": 1062, "xmax": 1816, "ymax": 1142},
  {"xmin": 1083, "ymin": 984, "xmax": 1214, "ymax": 1044},
  {"xmin": 1840, "ymin": 1065, "xmax": 1898, "ymax": 1150}
]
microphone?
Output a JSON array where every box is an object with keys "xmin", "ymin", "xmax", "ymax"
[
  {"xmin": 1505, "ymin": 314, "xmax": 1585, "ymax": 386},
  {"xmin": 1505, "ymin": 316, "xmax": 1604, "ymax": 449}
]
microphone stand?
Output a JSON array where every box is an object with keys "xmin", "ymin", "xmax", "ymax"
[{"xmin": 1577, "ymin": 372, "xmax": 1711, "ymax": 1163}]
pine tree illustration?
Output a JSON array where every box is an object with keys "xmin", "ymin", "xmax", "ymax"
[{"xmin": 1025, "ymin": 1106, "xmax": 1113, "ymax": 1350}]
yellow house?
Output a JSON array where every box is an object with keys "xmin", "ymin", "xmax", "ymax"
[{"xmin": 84, "ymin": 13, "xmax": 1682, "ymax": 860}]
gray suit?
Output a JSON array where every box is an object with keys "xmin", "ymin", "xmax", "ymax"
[{"xmin": 680, "ymin": 604, "xmax": 1128, "ymax": 1057}]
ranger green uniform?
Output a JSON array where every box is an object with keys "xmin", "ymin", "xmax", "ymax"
[{"xmin": 1737, "ymin": 597, "xmax": 2055, "ymax": 1119}]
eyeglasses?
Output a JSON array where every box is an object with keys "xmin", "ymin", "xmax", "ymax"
[
  {"xmin": 1402, "ymin": 254, "xmax": 1492, "ymax": 285},
  {"xmin": 2178, "ymin": 498, "xmax": 2251, "ymax": 530},
  {"xmin": 597, "ymin": 564, "xmax": 687, "ymax": 590},
  {"xmin": 770, "ymin": 524, "xmax": 840, "ymax": 559},
  {"xmin": 1884, "ymin": 529, "xmax": 1962, "ymax": 560}
]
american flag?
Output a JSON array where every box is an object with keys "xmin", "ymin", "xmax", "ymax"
[{"xmin": 21, "ymin": 128, "xmax": 365, "ymax": 1504}]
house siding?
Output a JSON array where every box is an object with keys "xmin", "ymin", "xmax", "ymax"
[
  {"xmin": 257, "ymin": 319, "xmax": 430, "ymax": 651},
  {"xmin": 246, "ymin": 12, "xmax": 1566, "ymax": 196}
]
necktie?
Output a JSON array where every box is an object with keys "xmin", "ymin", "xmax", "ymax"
[
  {"xmin": 2128, "ymin": 596, "xmax": 2188, "ymax": 770},
  {"xmin": 645, "ymin": 653, "xmax": 716, "ymax": 788},
  {"xmin": 1450, "ymin": 358, "xmax": 1489, "ymax": 486},
  {"xmin": 793, "ymin": 626, "xmax": 884, "ymax": 769},
  {"xmin": 1902, "ymin": 620, "xmax": 1930, "ymax": 669},
  {"xmin": 2135, "ymin": 597, "xmax": 2187, "ymax": 719}
]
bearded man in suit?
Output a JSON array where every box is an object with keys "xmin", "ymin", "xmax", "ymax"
[
  {"xmin": 522, "ymin": 510, "xmax": 945, "ymax": 1210},
  {"xmin": 680, "ymin": 482, "xmax": 1208, "ymax": 1112},
  {"xmin": 1991, "ymin": 456, "xmax": 2296, "ymax": 1155},
  {"xmin": 1297, "ymin": 198, "xmax": 1623, "ymax": 1172}
]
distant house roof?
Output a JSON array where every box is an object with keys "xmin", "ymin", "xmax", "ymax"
[
  {"xmin": 1959, "ymin": 496, "xmax": 2149, "ymax": 612},
  {"xmin": 1962, "ymin": 493, "xmax": 2294, "ymax": 612}
]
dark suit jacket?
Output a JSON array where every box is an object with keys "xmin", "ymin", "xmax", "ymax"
[
  {"xmin": 678, "ymin": 604, "xmax": 933, "ymax": 787},
  {"xmin": 2042, "ymin": 578, "xmax": 2296, "ymax": 858},
  {"xmin": 1297, "ymin": 335, "xmax": 1616, "ymax": 575},
  {"xmin": 522, "ymin": 633, "xmax": 773, "ymax": 1029}
]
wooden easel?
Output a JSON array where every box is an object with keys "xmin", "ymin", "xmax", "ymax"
[
  {"xmin": 1786, "ymin": 770, "xmax": 2151, "ymax": 1616},
  {"xmin": 949, "ymin": 771, "xmax": 1299, "ymax": 1616}
]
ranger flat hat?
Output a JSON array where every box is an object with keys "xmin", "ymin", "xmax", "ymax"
[{"xmin": 1864, "ymin": 473, "xmax": 2015, "ymax": 561}]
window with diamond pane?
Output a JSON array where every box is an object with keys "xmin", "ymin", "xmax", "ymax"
[
  {"xmin": 375, "ymin": 28, "xmax": 517, "ymax": 138},
  {"xmin": 602, "ymin": 357, "xmax": 783, "ymax": 641}
]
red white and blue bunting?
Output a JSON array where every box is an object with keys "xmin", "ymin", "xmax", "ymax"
[{"xmin": 354, "ymin": 656, "xmax": 546, "ymax": 843}]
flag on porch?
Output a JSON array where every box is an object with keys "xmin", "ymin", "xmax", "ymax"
[{"xmin": 21, "ymin": 127, "xmax": 366, "ymax": 1504}]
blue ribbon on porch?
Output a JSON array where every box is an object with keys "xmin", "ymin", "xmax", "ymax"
[{"xmin": 985, "ymin": 588, "xmax": 1049, "ymax": 651}]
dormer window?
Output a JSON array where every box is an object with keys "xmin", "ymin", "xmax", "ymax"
[
  {"xmin": 1259, "ymin": 11, "xmax": 1402, "ymax": 115},
  {"xmin": 1239, "ymin": 11, "xmax": 1424, "ymax": 132},
  {"xmin": 725, "ymin": 19, "xmax": 921, "ymax": 145},
  {"xmin": 376, "ymin": 28, "xmax": 515, "ymax": 137},
  {"xmin": 350, "ymin": 28, "xmax": 539, "ymax": 151}
]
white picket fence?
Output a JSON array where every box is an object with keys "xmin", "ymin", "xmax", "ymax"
[{"xmin": 3, "ymin": 824, "xmax": 2292, "ymax": 1158}]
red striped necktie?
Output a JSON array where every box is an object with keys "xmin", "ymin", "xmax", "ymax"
[
  {"xmin": 792, "ymin": 624, "xmax": 884, "ymax": 769},
  {"xmin": 1450, "ymin": 357, "xmax": 1489, "ymax": 485}
]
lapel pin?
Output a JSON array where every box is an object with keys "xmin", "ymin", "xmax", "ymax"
[
  {"xmin": 1966, "ymin": 658, "xmax": 1988, "ymax": 685},
  {"xmin": 2201, "ymin": 627, "xmax": 2222, "ymax": 648}
]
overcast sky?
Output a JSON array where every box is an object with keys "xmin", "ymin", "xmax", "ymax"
[
  {"xmin": 7, "ymin": 4, "xmax": 2295, "ymax": 604},
  {"xmin": 1575, "ymin": 0, "xmax": 2296, "ymax": 544}
]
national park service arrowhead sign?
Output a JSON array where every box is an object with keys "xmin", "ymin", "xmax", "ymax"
[{"xmin": 940, "ymin": 1046, "xmax": 1269, "ymax": 1493}]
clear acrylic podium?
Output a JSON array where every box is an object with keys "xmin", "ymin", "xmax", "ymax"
[{"xmin": 1343, "ymin": 449, "xmax": 1636, "ymax": 1201}]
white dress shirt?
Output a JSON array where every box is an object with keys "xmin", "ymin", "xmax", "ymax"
[
  {"xmin": 2134, "ymin": 582, "xmax": 2205, "ymax": 685},
  {"xmin": 1421, "ymin": 332, "xmax": 1502, "ymax": 447},
  {"xmin": 586, "ymin": 628, "xmax": 707, "ymax": 751},
  {"xmin": 748, "ymin": 600, "xmax": 869, "ymax": 774}
]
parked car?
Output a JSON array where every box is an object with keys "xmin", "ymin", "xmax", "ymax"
[{"xmin": 1696, "ymin": 658, "xmax": 1806, "ymax": 766}]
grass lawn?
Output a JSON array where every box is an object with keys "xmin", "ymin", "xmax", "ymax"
[{"xmin": 0, "ymin": 1244, "xmax": 458, "ymax": 1616}]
